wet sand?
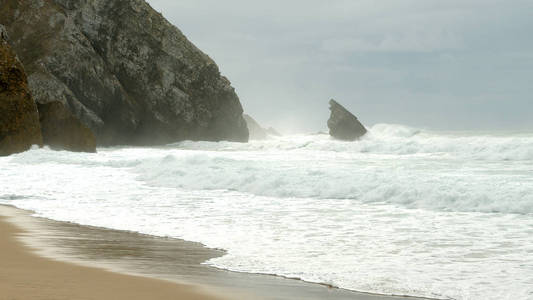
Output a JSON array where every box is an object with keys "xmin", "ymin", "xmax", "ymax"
[
  {"xmin": 0, "ymin": 206, "xmax": 226, "ymax": 300},
  {"xmin": 0, "ymin": 205, "xmax": 433, "ymax": 300}
]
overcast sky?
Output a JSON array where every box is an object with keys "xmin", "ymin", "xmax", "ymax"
[{"xmin": 147, "ymin": 0, "xmax": 533, "ymax": 133}]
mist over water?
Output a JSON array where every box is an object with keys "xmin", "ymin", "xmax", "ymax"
[{"xmin": 1, "ymin": 124, "xmax": 532, "ymax": 300}]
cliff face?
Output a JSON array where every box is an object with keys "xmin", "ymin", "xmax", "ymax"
[
  {"xmin": 327, "ymin": 99, "xmax": 367, "ymax": 141},
  {"xmin": 1, "ymin": 0, "xmax": 248, "ymax": 145},
  {"xmin": 0, "ymin": 25, "xmax": 42, "ymax": 156},
  {"xmin": 38, "ymin": 101, "xmax": 96, "ymax": 153}
]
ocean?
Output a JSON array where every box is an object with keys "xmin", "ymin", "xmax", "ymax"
[{"xmin": 1, "ymin": 124, "xmax": 532, "ymax": 300}]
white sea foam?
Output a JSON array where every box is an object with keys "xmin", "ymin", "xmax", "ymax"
[{"xmin": 1, "ymin": 125, "xmax": 532, "ymax": 300}]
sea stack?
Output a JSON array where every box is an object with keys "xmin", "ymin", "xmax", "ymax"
[
  {"xmin": 1, "ymin": 0, "xmax": 248, "ymax": 145},
  {"xmin": 327, "ymin": 99, "xmax": 367, "ymax": 141},
  {"xmin": 0, "ymin": 25, "xmax": 42, "ymax": 156}
]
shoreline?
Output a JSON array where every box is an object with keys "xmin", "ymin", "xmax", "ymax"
[
  {"xmin": 0, "ymin": 205, "xmax": 229, "ymax": 300},
  {"xmin": 0, "ymin": 204, "xmax": 435, "ymax": 300}
]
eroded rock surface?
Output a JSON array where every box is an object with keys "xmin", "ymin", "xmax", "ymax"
[
  {"xmin": 0, "ymin": 25, "xmax": 42, "ymax": 156},
  {"xmin": 327, "ymin": 99, "xmax": 367, "ymax": 141},
  {"xmin": 1, "ymin": 0, "xmax": 248, "ymax": 145},
  {"xmin": 38, "ymin": 101, "xmax": 96, "ymax": 153}
]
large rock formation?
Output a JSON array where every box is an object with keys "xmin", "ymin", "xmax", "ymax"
[
  {"xmin": 327, "ymin": 99, "xmax": 367, "ymax": 141},
  {"xmin": 38, "ymin": 101, "xmax": 96, "ymax": 153},
  {"xmin": 0, "ymin": 25, "xmax": 42, "ymax": 156},
  {"xmin": 1, "ymin": 0, "xmax": 248, "ymax": 146},
  {"xmin": 243, "ymin": 114, "xmax": 281, "ymax": 140}
]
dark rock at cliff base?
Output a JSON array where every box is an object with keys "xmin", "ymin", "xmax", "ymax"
[
  {"xmin": 38, "ymin": 101, "xmax": 96, "ymax": 153},
  {"xmin": 327, "ymin": 99, "xmax": 367, "ymax": 141},
  {"xmin": 243, "ymin": 114, "xmax": 281, "ymax": 140},
  {"xmin": 1, "ymin": 0, "xmax": 248, "ymax": 145},
  {"xmin": 0, "ymin": 25, "xmax": 42, "ymax": 156}
]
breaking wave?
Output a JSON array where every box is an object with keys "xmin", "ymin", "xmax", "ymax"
[
  {"xmin": 124, "ymin": 125, "xmax": 533, "ymax": 214},
  {"xmin": 6, "ymin": 124, "xmax": 533, "ymax": 214},
  {"xmin": 168, "ymin": 124, "xmax": 533, "ymax": 161},
  {"xmin": 2, "ymin": 124, "xmax": 533, "ymax": 300}
]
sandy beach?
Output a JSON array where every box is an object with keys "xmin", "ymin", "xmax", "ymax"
[
  {"xmin": 0, "ymin": 205, "xmax": 432, "ymax": 300},
  {"xmin": 0, "ymin": 207, "xmax": 226, "ymax": 300}
]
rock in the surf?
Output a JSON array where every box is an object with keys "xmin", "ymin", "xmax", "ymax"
[
  {"xmin": 327, "ymin": 99, "xmax": 367, "ymax": 141},
  {"xmin": 0, "ymin": 25, "xmax": 42, "ymax": 156}
]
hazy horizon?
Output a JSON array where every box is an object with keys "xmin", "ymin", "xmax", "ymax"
[{"xmin": 147, "ymin": 0, "xmax": 533, "ymax": 133}]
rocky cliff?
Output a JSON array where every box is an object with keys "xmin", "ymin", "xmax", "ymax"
[
  {"xmin": 327, "ymin": 99, "xmax": 367, "ymax": 141},
  {"xmin": 38, "ymin": 101, "xmax": 96, "ymax": 152},
  {"xmin": 1, "ymin": 0, "xmax": 248, "ymax": 145},
  {"xmin": 0, "ymin": 25, "xmax": 43, "ymax": 156}
]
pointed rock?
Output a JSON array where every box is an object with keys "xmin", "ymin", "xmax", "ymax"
[{"xmin": 327, "ymin": 99, "xmax": 367, "ymax": 141}]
